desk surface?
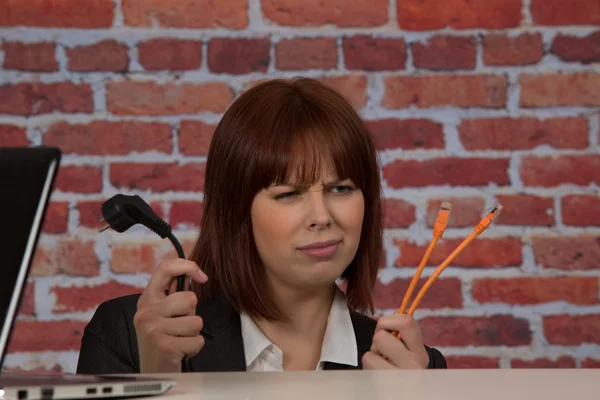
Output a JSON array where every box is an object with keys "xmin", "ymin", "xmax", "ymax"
[{"xmin": 148, "ymin": 369, "xmax": 600, "ymax": 400}]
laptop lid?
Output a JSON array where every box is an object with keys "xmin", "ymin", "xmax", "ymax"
[
  {"xmin": 0, "ymin": 147, "xmax": 176, "ymax": 400},
  {"xmin": 0, "ymin": 146, "xmax": 61, "ymax": 368}
]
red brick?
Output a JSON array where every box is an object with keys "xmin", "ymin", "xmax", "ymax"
[
  {"xmin": 262, "ymin": 0, "xmax": 388, "ymax": 27},
  {"xmin": 122, "ymin": 0, "xmax": 247, "ymax": 28},
  {"xmin": 110, "ymin": 242, "xmax": 157, "ymax": 274},
  {"xmin": 77, "ymin": 201, "xmax": 104, "ymax": 229},
  {"xmin": 552, "ymin": 32, "xmax": 600, "ymax": 63},
  {"xmin": 531, "ymin": 0, "xmax": 600, "ymax": 25},
  {"xmin": 30, "ymin": 238, "xmax": 99, "ymax": 277},
  {"xmin": 0, "ymin": 0, "xmax": 114, "ymax": 28},
  {"xmin": 483, "ymin": 33, "xmax": 543, "ymax": 66},
  {"xmin": 7, "ymin": 320, "xmax": 86, "ymax": 352},
  {"xmin": 0, "ymin": 124, "xmax": 28, "ymax": 146},
  {"xmin": 532, "ymin": 236, "xmax": 600, "ymax": 271},
  {"xmin": 419, "ymin": 316, "xmax": 531, "ymax": 347},
  {"xmin": 493, "ymin": 195, "xmax": 554, "ymax": 226},
  {"xmin": 275, "ymin": 38, "xmax": 337, "ymax": 71},
  {"xmin": 473, "ymin": 277, "xmax": 599, "ymax": 305},
  {"xmin": 521, "ymin": 155, "xmax": 600, "ymax": 187},
  {"xmin": 383, "ymin": 158, "xmax": 509, "ymax": 188},
  {"xmin": 582, "ymin": 359, "xmax": 600, "ymax": 368},
  {"xmin": 317, "ymin": 75, "xmax": 367, "ymax": 109},
  {"xmin": 170, "ymin": 201, "xmax": 203, "ymax": 228},
  {"xmin": 383, "ymin": 75, "xmax": 507, "ymax": 109},
  {"xmin": 343, "ymin": 36, "xmax": 406, "ymax": 71},
  {"xmin": 42, "ymin": 201, "xmax": 69, "ymax": 234},
  {"xmin": 66, "ymin": 40, "xmax": 128, "ymax": 72},
  {"xmin": 562, "ymin": 195, "xmax": 600, "ymax": 226},
  {"xmin": 208, "ymin": 38, "xmax": 270, "ymax": 74},
  {"xmin": 511, "ymin": 356, "xmax": 576, "ymax": 368},
  {"xmin": 445, "ymin": 356, "xmax": 499, "ymax": 369},
  {"xmin": 2, "ymin": 42, "xmax": 58, "ymax": 71},
  {"xmin": 17, "ymin": 283, "xmax": 35, "ymax": 316},
  {"xmin": 543, "ymin": 315, "xmax": 600, "ymax": 345},
  {"xmin": 0, "ymin": 83, "xmax": 93, "ymax": 116},
  {"xmin": 179, "ymin": 121, "xmax": 216, "ymax": 156},
  {"xmin": 398, "ymin": 0, "xmax": 522, "ymax": 30},
  {"xmin": 52, "ymin": 281, "xmax": 140, "ymax": 313},
  {"xmin": 138, "ymin": 39, "xmax": 201, "ymax": 71},
  {"xmin": 383, "ymin": 199, "xmax": 416, "ymax": 229},
  {"xmin": 394, "ymin": 237, "xmax": 522, "ymax": 268},
  {"xmin": 413, "ymin": 36, "xmax": 476, "ymax": 70},
  {"xmin": 45, "ymin": 121, "xmax": 172, "ymax": 155},
  {"xmin": 372, "ymin": 278, "xmax": 462, "ymax": 309},
  {"xmin": 110, "ymin": 163, "xmax": 205, "ymax": 192},
  {"xmin": 366, "ymin": 119, "xmax": 444, "ymax": 151},
  {"xmin": 78, "ymin": 201, "xmax": 164, "ymax": 229},
  {"xmin": 426, "ymin": 197, "xmax": 485, "ymax": 228},
  {"xmin": 55, "ymin": 165, "xmax": 102, "ymax": 194},
  {"xmin": 520, "ymin": 72, "xmax": 600, "ymax": 107},
  {"xmin": 459, "ymin": 117, "xmax": 589, "ymax": 150},
  {"xmin": 106, "ymin": 81, "xmax": 233, "ymax": 115}
]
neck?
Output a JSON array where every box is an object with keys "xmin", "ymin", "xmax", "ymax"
[{"xmin": 254, "ymin": 282, "xmax": 336, "ymax": 342}]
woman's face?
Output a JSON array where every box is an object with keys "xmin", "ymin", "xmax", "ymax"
[{"xmin": 250, "ymin": 164, "xmax": 365, "ymax": 293}]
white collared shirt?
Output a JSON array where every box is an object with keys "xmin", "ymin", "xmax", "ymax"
[{"xmin": 240, "ymin": 287, "xmax": 358, "ymax": 371}]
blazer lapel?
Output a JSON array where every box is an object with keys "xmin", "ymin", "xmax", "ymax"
[
  {"xmin": 190, "ymin": 294, "xmax": 247, "ymax": 372},
  {"xmin": 190, "ymin": 296, "xmax": 376, "ymax": 372},
  {"xmin": 323, "ymin": 310, "xmax": 376, "ymax": 370}
]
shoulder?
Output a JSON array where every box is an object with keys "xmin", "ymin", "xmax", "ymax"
[
  {"xmin": 86, "ymin": 293, "xmax": 141, "ymax": 331},
  {"xmin": 77, "ymin": 293, "xmax": 142, "ymax": 374}
]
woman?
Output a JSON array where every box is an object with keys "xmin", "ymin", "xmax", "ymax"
[{"xmin": 76, "ymin": 77, "xmax": 446, "ymax": 374}]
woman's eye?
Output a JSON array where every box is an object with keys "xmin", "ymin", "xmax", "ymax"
[
  {"xmin": 274, "ymin": 191, "xmax": 300, "ymax": 200},
  {"xmin": 332, "ymin": 185, "xmax": 355, "ymax": 194}
]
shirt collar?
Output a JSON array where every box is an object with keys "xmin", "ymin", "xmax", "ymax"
[{"xmin": 240, "ymin": 286, "xmax": 358, "ymax": 368}]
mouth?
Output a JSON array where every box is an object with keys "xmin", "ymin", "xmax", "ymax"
[{"xmin": 297, "ymin": 239, "xmax": 342, "ymax": 260}]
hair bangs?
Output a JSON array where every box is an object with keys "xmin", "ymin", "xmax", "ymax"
[{"xmin": 255, "ymin": 98, "xmax": 370, "ymax": 191}]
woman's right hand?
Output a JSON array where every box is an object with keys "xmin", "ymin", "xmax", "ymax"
[{"xmin": 133, "ymin": 259, "xmax": 209, "ymax": 373}]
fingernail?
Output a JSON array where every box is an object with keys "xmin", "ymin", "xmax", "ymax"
[{"xmin": 198, "ymin": 268, "xmax": 208, "ymax": 282}]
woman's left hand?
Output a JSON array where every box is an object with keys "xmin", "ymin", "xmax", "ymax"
[{"xmin": 362, "ymin": 314, "xmax": 429, "ymax": 369}]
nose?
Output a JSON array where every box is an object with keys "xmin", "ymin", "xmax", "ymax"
[{"xmin": 306, "ymin": 189, "xmax": 332, "ymax": 230}]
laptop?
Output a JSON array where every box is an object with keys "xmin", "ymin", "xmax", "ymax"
[{"xmin": 0, "ymin": 147, "xmax": 175, "ymax": 399}]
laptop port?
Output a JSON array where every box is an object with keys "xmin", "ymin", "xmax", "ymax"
[
  {"xmin": 86, "ymin": 387, "xmax": 97, "ymax": 394},
  {"xmin": 102, "ymin": 387, "xmax": 112, "ymax": 394},
  {"xmin": 41, "ymin": 388, "xmax": 53, "ymax": 399},
  {"xmin": 17, "ymin": 390, "xmax": 27, "ymax": 399}
]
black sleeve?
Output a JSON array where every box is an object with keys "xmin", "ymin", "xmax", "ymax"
[
  {"xmin": 425, "ymin": 345, "xmax": 447, "ymax": 369},
  {"xmin": 76, "ymin": 296, "xmax": 141, "ymax": 374}
]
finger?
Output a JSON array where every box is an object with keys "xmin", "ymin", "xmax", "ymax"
[
  {"xmin": 371, "ymin": 329, "xmax": 414, "ymax": 368},
  {"xmin": 159, "ymin": 315, "xmax": 203, "ymax": 337},
  {"xmin": 154, "ymin": 291, "xmax": 198, "ymax": 318},
  {"xmin": 362, "ymin": 351, "xmax": 395, "ymax": 370},
  {"xmin": 144, "ymin": 259, "xmax": 208, "ymax": 303},
  {"xmin": 374, "ymin": 314, "xmax": 424, "ymax": 354},
  {"xmin": 173, "ymin": 335, "xmax": 205, "ymax": 359}
]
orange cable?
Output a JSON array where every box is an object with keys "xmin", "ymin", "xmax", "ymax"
[{"xmin": 388, "ymin": 205, "xmax": 502, "ymax": 344}]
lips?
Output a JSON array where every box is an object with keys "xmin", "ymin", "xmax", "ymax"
[{"xmin": 297, "ymin": 239, "xmax": 342, "ymax": 259}]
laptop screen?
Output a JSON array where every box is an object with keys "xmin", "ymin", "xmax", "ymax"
[{"xmin": 0, "ymin": 147, "xmax": 61, "ymax": 369}]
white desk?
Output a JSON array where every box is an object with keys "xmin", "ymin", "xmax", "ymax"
[{"xmin": 148, "ymin": 369, "xmax": 600, "ymax": 400}]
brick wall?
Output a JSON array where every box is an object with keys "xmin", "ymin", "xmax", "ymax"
[{"xmin": 1, "ymin": 0, "xmax": 599, "ymax": 373}]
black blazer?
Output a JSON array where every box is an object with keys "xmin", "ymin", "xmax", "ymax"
[{"xmin": 76, "ymin": 293, "xmax": 447, "ymax": 374}]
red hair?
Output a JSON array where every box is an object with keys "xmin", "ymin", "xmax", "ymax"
[{"xmin": 189, "ymin": 77, "xmax": 383, "ymax": 321}]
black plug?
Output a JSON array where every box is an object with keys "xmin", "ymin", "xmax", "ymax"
[{"xmin": 98, "ymin": 193, "xmax": 192, "ymax": 373}]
